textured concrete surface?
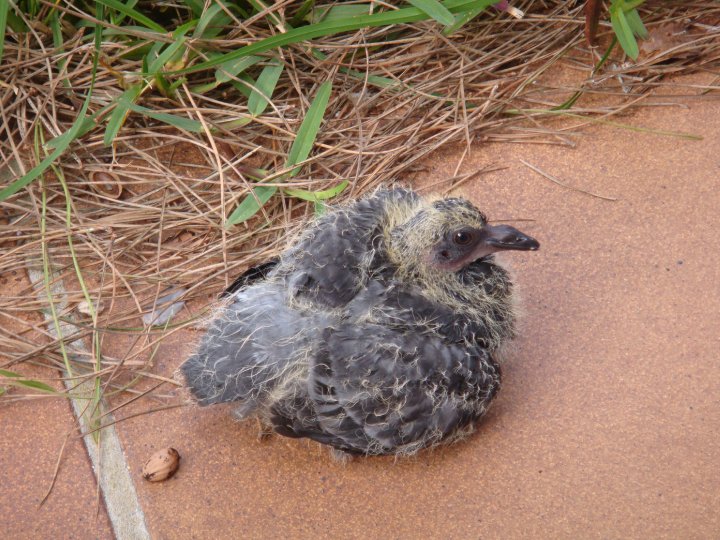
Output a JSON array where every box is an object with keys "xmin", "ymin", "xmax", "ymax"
[
  {"xmin": 0, "ymin": 368, "xmax": 113, "ymax": 540},
  {"xmin": 4, "ymin": 78, "xmax": 719, "ymax": 539},
  {"xmin": 0, "ymin": 273, "xmax": 113, "ymax": 539},
  {"xmin": 111, "ymin": 81, "xmax": 720, "ymax": 538}
]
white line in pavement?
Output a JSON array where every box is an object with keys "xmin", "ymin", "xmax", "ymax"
[{"xmin": 29, "ymin": 267, "xmax": 150, "ymax": 540}]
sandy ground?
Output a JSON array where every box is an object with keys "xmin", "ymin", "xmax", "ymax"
[{"xmin": 2, "ymin": 76, "xmax": 719, "ymax": 538}]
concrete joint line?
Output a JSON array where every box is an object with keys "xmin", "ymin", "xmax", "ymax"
[{"xmin": 29, "ymin": 267, "xmax": 150, "ymax": 540}]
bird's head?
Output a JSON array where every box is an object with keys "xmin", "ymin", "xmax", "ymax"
[{"xmin": 389, "ymin": 197, "xmax": 539, "ymax": 274}]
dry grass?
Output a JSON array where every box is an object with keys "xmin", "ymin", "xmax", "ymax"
[{"xmin": 1, "ymin": 0, "xmax": 719, "ymax": 411}]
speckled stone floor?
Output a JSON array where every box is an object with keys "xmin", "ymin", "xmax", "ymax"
[{"xmin": 3, "ymin": 76, "xmax": 719, "ymax": 539}]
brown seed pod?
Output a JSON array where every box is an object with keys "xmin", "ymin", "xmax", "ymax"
[
  {"xmin": 89, "ymin": 171, "xmax": 123, "ymax": 199},
  {"xmin": 142, "ymin": 447, "xmax": 180, "ymax": 482}
]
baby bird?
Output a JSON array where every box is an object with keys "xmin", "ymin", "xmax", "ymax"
[{"xmin": 180, "ymin": 188, "xmax": 538, "ymax": 456}]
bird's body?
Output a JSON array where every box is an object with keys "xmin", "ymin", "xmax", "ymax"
[{"xmin": 180, "ymin": 188, "xmax": 538, "ymax": 456}]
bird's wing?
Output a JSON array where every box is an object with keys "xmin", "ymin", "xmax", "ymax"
[
  {"xmin": 181, "ymin": 281, "xmax": 328, "ymax": 410},
  {"xmin": 221, "ymin": 259, "xmax": 279, "ymax": 298},
  {"xmin": 270, "ymin": 323, "xmax": 501, "ymax": 455},
  {"xmin": 282, "ymin": 188, "xmax": 418, "ymax": 308}
]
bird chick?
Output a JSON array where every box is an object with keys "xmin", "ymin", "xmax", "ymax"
[{"xmin": 180, "ymin": 188, "xmax": 538, "ymax": 456}]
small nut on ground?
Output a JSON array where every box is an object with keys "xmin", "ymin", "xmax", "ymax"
[{"xmin": 142, "ymin": 447, "xmax": 180, "ymax": 482}]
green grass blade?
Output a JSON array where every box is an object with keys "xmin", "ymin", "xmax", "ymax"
[
  {"xmin": 0, "ymin": 0, "xmax": 8, "ymax": 65},
  {"xmin": 248, "ymin": 61, "xmax": 284, "ymax": 116},
  {"xmin": 0, "ymin": 369, "xmax": 61, "ymax": 394},
  {"xmin": 191, "ymin": 55, "xmax": 263, "ymax": 93},
  {"xmin": 215, "ymin": 117, "xmax": 253, "ymax": 130},
  {"xmin": 216, "ymin": 55, "xmax": 263, "ymax": 84},
  {"xmin": 5, "ymin": 6, "xmax": 26, "ymax": 33},
  {"xmin": 443, "ymin": 3, "xmax": 488, "ymax": 35},
  {"xmin": 110, "ymin": 0, "xmax": 139, "ymax": 26},
  {"xmin": 311, "ymin": 49, "xmax": 399, "ymax": 89},
  {"xmin": 206, "ymin": 8, "xmax": 395, "ymax": 95},
  {"xmin": 407, "ymin": 0, "xmax": 454, "ymax": 26},
  {"xmin": 290, "ymin": 0, "xmax": 316, "ymax": 26},
  {"xmin": 49, "ymin": 10, "xmax": 63, "ymax": 48},
  {"xmin": 95, "ymin": 0, "xmax": 166, "ymax": 32},
  {"xmin": 625, "ymin": 8, "xmax": 648, "ymax": 39},
  {"xmin": 611, "ymin": 7, "xmax": 639, "ymax": 60},
  {"xmin": 284, "ymin": 179, "xmax": 349, "ymax": 201},
  {"xmin": 127, "ymin": 104, "xmax": 204, "ymax": 132},
  {"xmin": 226, "ymin": 81, "xmax": 332, "ymax": 225},
  {"xmin": 312, "ymin": 4, "xmax": 371, "ymax": 23},
  {"xmin": 148, "ymin": 33, "xmax": 189, "ymax": 74},
  {"xmin": 49, "ymin": 12, "xmax": 71, "ymax": 88},
  {"xmin": 286, "ymin": 81, "xmax": 332, "ymax": 175},
  {"xmin": 623, "ymin": 0, "xmax": 646, "ymax": 11},
  {"xmin": 101, "ymin": 26, "xmax": 164, "ymax": 40},
  {"xmin": 175, "ymin": 0, "xmax": 497, "ymax": 75},
  {"xmin": 45, "ymin": 106, "xmax": 111, "ymax": 150},
  {"xmin": 58, "ymin": 182, "xmax": 103, "ymax": 411},
  {"xmin": 147, "ymin": 35, "xmax": 189, "ymax": 97},
  {"xmin": 103, "ymin": 84, "xmax": 144, "ymax": 146},
  {"xmin": 193, "ymin": 2, "xmax": 232, "ymax": 39},
  {"xmin": 225, "ymin": 185, "xmax": 277, "ymax": 226},
  {"xmin": 247, "ymin": 0, "xmax": 285, "ymax": 29},
  {"xmin": 227, "ymin": 73, "xmax": 256, "ymax": 98},
  {"xmin": 35, "ymin": 126, "xmax": 75, "ymax": 379},
  {"xmin": 552, "ymin": 37, "xmax": 617, "ymax": 111},
  {"xmin": 182, "ymin": 0, "xmax": 204, "ymax": 17}
]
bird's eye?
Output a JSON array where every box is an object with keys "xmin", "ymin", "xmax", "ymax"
[{"xmin": 453, "ymin": 231, "xmax": 473, "ymax": 245}]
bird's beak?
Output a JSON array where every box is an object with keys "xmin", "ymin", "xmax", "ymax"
[{"xmin": 478, "ymin": 223, "xmax": 539, "ymax": 255}]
